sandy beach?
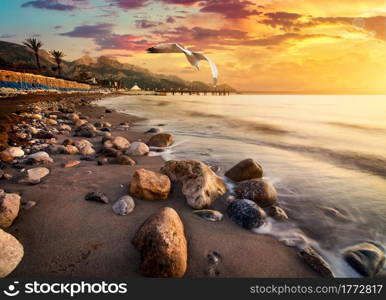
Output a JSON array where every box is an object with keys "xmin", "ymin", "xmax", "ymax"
[{"xmin": 0, "ymin": 93, "xmax": 321, "ymax": 278}]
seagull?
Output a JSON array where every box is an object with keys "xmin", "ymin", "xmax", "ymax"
[{"xmin": 147, "ymin": 43, "xmax": 218, "ymax": 86}]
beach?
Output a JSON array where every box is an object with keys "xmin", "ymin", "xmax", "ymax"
[{"xmin": 0, "ymin": 92, "xmax": 321, "ymax": 278}]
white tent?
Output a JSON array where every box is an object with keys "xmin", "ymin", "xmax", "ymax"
[{"xmin": 130, "ymin": 83, "xmax": 141, "ymax": 91}]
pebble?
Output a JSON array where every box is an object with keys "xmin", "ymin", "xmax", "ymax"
[
  {"xmin": 85, "ymin": 192, "xmax": 109, "ymax": 204},
  {"xmin": 112, "ymin": 195, "xmax": 135, "ymax": 216},
  {"xmin": 63, "ymin": 161, "xmax": 81, "ymax": 168}
]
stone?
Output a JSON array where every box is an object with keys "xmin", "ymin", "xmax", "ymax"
[
  {"xmin": 343, "ymin": 243, "xmax": 385, "ymax": 277},
  {"xmin": 112, "ymin": 195, "xmax": 135, "ymax": 215},
  {"xmin": 63, "ymin": 145, "xmax": 79, "ymax": 155},
  {"xmin": 227, "ymin": 199, "xmax": 266, "ymax": 229},
  {"xmin": 75, "ymin": 119, "xmax": 87, "ymax": 127},
  {"xmin": 32, "ymin": 113, "xmax": 43, "ymax": 120},
  {"xmin": 85, "ymin": 192, "xmax": 109, "ymax": 204},
  {"xmin": 193, "ymin": 209, "xmax": 223, "ymax": 222},
  {"xmin": 59, "ymin": 124, "xmax": 71, "ymax": 131},
  {"xmin": 27, "ymin": 151, "xmax": 53, "ymax": 164},
  {"xmin": 103, "ymin": 140, "xmax": 114, "ymax": 148},
  {"xmin": 97, "ymin": 157, "xmax": 109, "ymax": 165},
  {"xmin": 63, "ymin": 161, "xmax": 80, "ymax": 168},
  {"xmin": 115, "ymin": 155, "xmax": 136, "ymax": 166},
  {"xmin": 0, "ymin": 147, "xmax": 24, "ymax": 162},
  {"xmin": 147, "ymin": 133, "xmax": 174, "ymax": 147},
  {"xmin": 47, "ymin": 144, "xmax": 65, "ymax": 154},
  {"xmin": 132, "ymin": 207, "xmax": 187, "ymax": 278},
  {"xmin": 130, "ymin": 168, "xmax": 171, "ymax": 201},
  {"xmin": 267, "ymin": 205, "xmax": 289, "ymax": 221},
  {"xmin": 74, "ymin": 139, "xmax": 93, "ymax": 150},
  {"xmin": 74, "ymin": 124, "xmax": 97, "ymax": 138},
  {"xmin": 34, "ymin": 131, "xmax": 55, "ymax": 140},
  {"xmin": 161, "ymin": 160, "xmax": 227, "ymax": 209},
  {"xmin": 235, "ymin": 179, "xmax": 277, "ymax": 208},
  {"xmin": 145, "ymin": 128, "xmax": 160, "ymax": 134},
  {"xmin": 112, "ymin": 136, "xmax": 130, "ymax": 150},
  {"xmin": 67, "ymin": 113, "xmax": 79, "ymax": 121},
  {"xmin": 46, "ymin": 119, "xmax": 58, "ymax": 125},
  {"xmin": 126, "ymin": 142, "xmax": 149, "ymax": 156},
  {"xmin": 0, "ymin": 229, "xmax": 24, "ymax": 278},
  {"xmin": 78, "ymin": 146, "xmax": 95, "ymax": 156},
  {"xmin": 0, "ymin": 192, "xmax": 21, "ymax": 228},
  {"xmin": 100, "ymin": 147, "xmax": 121, "ymax": 157},
  {"xmin": 62, "ymin": 138, "xmax": 74, "ymax": 146},
  {"xmin": 298, "ymin": 247, "xmax": 334, "ymax": 278},
  {"xmin": 25, "ymin": 167, "xmax": 50, "ymax": 184},
  {"xmin": 22, "ymin": 201, "xmax": 37, "ymax": 210},
  {"xmin": 224, "ymin": 159, "xmax": 263, "ymax": 182}
]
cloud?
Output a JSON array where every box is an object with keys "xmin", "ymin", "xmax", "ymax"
[
  {"xmin": 95, "ymin": 34, "xmax": 150, "ymax": 51},
  {"xmin": 241, "ymin": 33, "xmax": 341, "ymax": 46},
  {"xmin": 260, "ymin": 11, "xmax": 386, "ymax": 40},
  {"xmin": 135, "ymin": 19, "xmax": 162, "ymax": 29},
  {"xmin": 153, "ymin": 25, "xmax": 248, "ymax": 48},
  {"xmin": 0, "ymin": 34, "xmax": 15, "ymax": 39},
  {"xmin": 108, "ymin": 0, "xmax": 149, "ymax": 10},
  {"xmin": 159, "ymin": 0, "xmax": 200, "ymax": 5},
  {"xmin": 60, "ymin": 23, "xmax": 114, "ymax": 38},
  {"xmin": 199, "ymin": 0, "xmax": 262, "ymax": 19},
  {"xmin": 21, "ymin": 0, "xmax": 89, "ymax": 11}
]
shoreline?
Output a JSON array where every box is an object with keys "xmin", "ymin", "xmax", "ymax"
[{"xmin": 1, "ymin": 92, "xmax": 320, "ymax": 278}]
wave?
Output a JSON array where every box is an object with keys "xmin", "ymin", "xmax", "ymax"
[
  {"xmin": 329, "ymin": 122, "xmax": 386, "ymax": 132},
  {"xmin": 186, "ymin": 111, "xmax": 290, "ymax": 135}
]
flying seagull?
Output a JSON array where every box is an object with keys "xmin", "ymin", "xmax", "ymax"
[{"xmin": 147, "ymin": 43, "xmax": 218, "ymax": 86}]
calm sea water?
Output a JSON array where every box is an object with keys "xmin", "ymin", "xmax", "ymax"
[{"xmin": 99, "ymin": 94, "xmax": 386, "ymax": 277}]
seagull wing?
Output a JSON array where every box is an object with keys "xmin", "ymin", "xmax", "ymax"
[
  {"xmin": 192, "ymin": 52, "xmax": 218, "ymax": 86},
  {"xmin": 147, "ymin": 43, "xmax": 192, "ymax": 55}
]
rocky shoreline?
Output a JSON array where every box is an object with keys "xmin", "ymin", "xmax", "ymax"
[{"xmin": 1, "ymin": 93, "xmax": 383, "ymax": 278}]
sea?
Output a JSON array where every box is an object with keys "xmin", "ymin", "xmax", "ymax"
[{"xmin": 99, "ymin": 94, "xmax": 386, "ymax": 277}]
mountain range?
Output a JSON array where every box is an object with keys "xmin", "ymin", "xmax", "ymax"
[{"xmin": 0, "ymin": 40, "xmax": 235, "ymax": 92}]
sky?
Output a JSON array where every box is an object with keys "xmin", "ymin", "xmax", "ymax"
[{"xmin": 0, "ymin": 0, "xmax": 386, "ymax": 92}]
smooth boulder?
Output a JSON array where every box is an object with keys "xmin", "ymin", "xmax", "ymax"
[
  {"xmin": 130, "ymin": 169, "xmax": 171, "ymax": 201},
  {"xmin": 161, "ymin": 160, "xmax": 226, "ymax": 209},
  {"xmin": 132, "ymin": 207, "xmax": 187, "ymax": 278},
  {"xmin": 298, "ymin": 247, "xmax": 334, "ymax": 278},
  {"xmin": 25, "ymin": 167, "xmax": 50, "ymax": 184},
  {"xmin": 343, "ymin": 243, "xmax": 385, "ymax": 277},
  {"xmin": 0, "ymin": 147, "xmax": 24, "ymax": 162},
  {"xmin": 225, "ymin": 159, "xmax": 263, "ymax": 182},
  {"xmin": 0, "ymin": 229, "xmax": 24, "ymax": 278},
  {"xmin": 0, "ymin": 191, "xmax": 21, "ymax": 228},
  {"xmin": 112, "ymin": 136, "xmax": 130, "ymax": 150},
  {"xmin": 126, "ymin": 142, "xmax": 149, "ymax": 156},
  {"xmin": 227, "ymin": 199, "xmax": 266, "ymax": 229},
  {"xmin": 112, "ymin": 195, "xmax": 135, "ymax": 215},
  {"xmin": 147, "ymin": 133, "xmax": 174, "ymax": 147},
  {"xmin": 235, "ymin": 179, "xmax": 277, "ymax": 208},
  {"xmin": 27, "ymin": 151, "xmax": 53, "ymax": 164}
]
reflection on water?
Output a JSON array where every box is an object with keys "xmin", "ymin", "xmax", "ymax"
[{"xmin": 99, "ymin": 94, "xmax": 386, "ymax": 277}]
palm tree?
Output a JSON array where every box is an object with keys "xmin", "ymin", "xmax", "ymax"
[
  {"xmin": 49, "ymin": 50, "xmax": 65, "ymax": 76},
  {"xmin": 23, "ymin": 38, "xmax": 43, "ymax": 73}
]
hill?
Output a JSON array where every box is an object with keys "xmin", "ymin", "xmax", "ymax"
[{"xmin": 0, "ymin": 41, "xmax": 235, "ymax": 92}]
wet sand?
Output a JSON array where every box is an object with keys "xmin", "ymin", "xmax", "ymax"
[{"xmin": 1, "ymin": 93, "xmax": 320, "ymax": 278}]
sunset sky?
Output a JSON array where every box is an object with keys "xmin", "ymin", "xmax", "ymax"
[{"xmin": 0, "ymin": 0, "xmax": 386, "ymax": 92}]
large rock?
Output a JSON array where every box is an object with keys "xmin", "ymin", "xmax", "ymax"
[
  {"xmin": 224, "ymin": 159, "xmax": 263, "ymax": 182},
  {"xmin": 74, "ymin": 124, "xmax": 97, "ymax": 138},
  {"xmin": 161, "ymin": 160, "xmax": 226, "ymax": 209},
  {"xmin": 74, "ymin": 139, "xmax": 93, "ymax": 150},
  {"xmin": 112, "ymin": 136, "xmax": 130, "ymax": 150},
  {"xmin": 234, "ymin": 179, "xmax": 277, "ymax": 208},
  {"xmin": 132, "ymin": 207, "xmax": 187, "ymax": 278},
  {"xmin": 130, "ymin": 169, "xmax": 171, "ymax": 201},
  {"xmin": 127, "ymin": 142, "xmax": 149, "ymax": 156},
  {"xmin": 0, "ymin": 191, "xmax": 21, "ymax": 228},
  {"xmin": 147, "ymin": 133, "xmax": 174, "ymax": 147},
  {"xmin": 63, "ymin": 145, "xmax": 79, "ymax": 155},
  {"xmin": 27, "ymin": 151, "xmax": 53, "ymax": 164},
  {"xmin": 298, "ymin": 247, "xmax": 334, "ymax": 277},
  {"xmin": 25, "ymin": 167, "xmax": 50, "ymax": 184},
  {"xmin": 343, "ymin": 243, "xmax": 385, "ymax": 277},
  {"xmin": 0, "ymin": 229, "xmax": 24, "ymax": 278},
  {"xmin": 0, "ymin": 147, "xmax": 24, "ymax": 162},
  {"xmin": 78, "ymin": 146, "xmax": 96, "ymax": 156},
  {"xmin": 227, "ymin": 199, "xmax": 266, "ymax": 229},
  {"xmin": 112, "ymin": 195, "xmax": 135, "ymax": 215}
]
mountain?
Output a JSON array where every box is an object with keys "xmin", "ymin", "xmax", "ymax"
[{"xmin": 0, "ymin": 41, "xmax": 235, "ymax": 92}]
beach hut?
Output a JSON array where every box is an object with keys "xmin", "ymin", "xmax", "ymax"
[{"xmin": 130, "ymin": 83, "xmax": 142, "ymax": 91}]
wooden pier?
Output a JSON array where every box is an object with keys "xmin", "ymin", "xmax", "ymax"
[{"xmin": 154, "ymin": 89, "xmax": 231, "ymax": 96}]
